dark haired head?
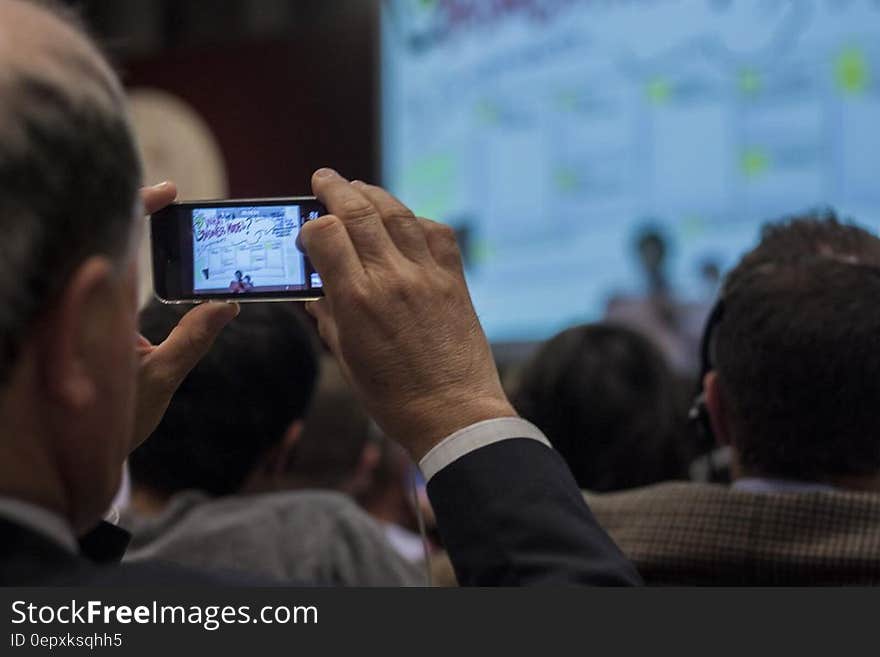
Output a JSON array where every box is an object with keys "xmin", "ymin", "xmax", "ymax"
[
  {"xmin": 714, "ymin": 258, "xmax": 880, "ymax": 480},
  {"xmin": 636, "ymin": 227, "xmax": 667, "ymax": 257},
  {"xmin": 725, "ymin": 211, "xmax": 880, "ymax": 292},
  {"xmin": 513, "ymin": 323, "xmax": 688, "ymax": 491},
  {"xmin": 634, "ymin": 225, "xmax": 670, "ymax": 293},
  {"xmin": 282, "ymin": 360, "xmax": 376, "ymax": 492},
  {"xmin": 129, "ymin": 302, "xmax": 320, "ymax": 497}
]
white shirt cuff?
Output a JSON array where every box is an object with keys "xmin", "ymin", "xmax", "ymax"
[{"xmin": 418, "ymin": 417, "xmax": 551, "ymax": 482}]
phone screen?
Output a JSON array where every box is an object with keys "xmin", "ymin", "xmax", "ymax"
[{"xmin": 151, "ymin": 197, "xmax": 326, "ymax": 302}]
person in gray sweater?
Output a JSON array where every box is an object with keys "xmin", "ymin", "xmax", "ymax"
[
  {"xmin": 123, "ymin": 489, "xmax": 421, "ymax": 586},
  {"xmin": 123, "ymin": 303, "xmax": 423, "ymax": 586}
]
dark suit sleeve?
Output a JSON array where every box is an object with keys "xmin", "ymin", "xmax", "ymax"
[{"xmin": 427, "ymin": 438, "xmax": 642, "ymax": 586}]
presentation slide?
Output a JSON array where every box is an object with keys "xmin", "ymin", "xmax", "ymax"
[
  {"xmin": 192, "ymin": 205, "xmax": 306, "ymax": 294},
  {"xmin": 382, "ymin": 0, "xmax": 880, "ymax": 343}
]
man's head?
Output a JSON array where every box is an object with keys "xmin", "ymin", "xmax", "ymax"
[
  {"xmin": 725, "ymin": 212, "xmax": 880, "ymax": 291},
  {"xmin": 0, "ymin": 0, "xmax": 143, "ymax": 530},
  {"xmin": 280, "ymin": 358, "xmax": 381, "ymax": 496},
  {"xmin": 704, "ymin": 214, "xmax": 880, "ymax": 485},
  {"xmin": 634, "ymin": 225, "xmax": 670, "ymax": 294},
  {"xmin": 130, "ymin": 303, "xmax": 320, "ymax": 499},
  {"xmin": 635, "ymin": 226, "xmax": 667, "ymax": 268},
  {"xmin": 513, "ymin": 323, "xmax": 688, "ymax": 491}
]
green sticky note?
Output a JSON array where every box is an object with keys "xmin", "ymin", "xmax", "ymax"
[
  {"xmin": 740, "ymin": 148, "xmax": 769, "ymax": 178},
  {"xmin": 739, "ymin": 69, "xmax": 762, "ymax": 96},
  {"xmin": 836, "ymin": 47, "xmax": 869, "ymax": 95},
  {"xmin": 553, "ymin": 168, "xmax": 579, "ymax": 193},
  {"xmin": 647, "ymin": 78, "xmax": 672, "ymax": 105}
]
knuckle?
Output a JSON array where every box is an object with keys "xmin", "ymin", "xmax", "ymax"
[
  {"xmin": 386, "ymin": 206, "xmax": 416, "ymax": 224},
  {"xmin": 340, "ymin": 197, "xmax": 378, "ymax": 224},
  {"xmin": 386, "ymin": 275, "xmax": 410, "ymax": 300},
  {"xmin": 390, "ymin": 268, "xmax": 424, "ymax": 303},
  {"xmin": 347, "ymin": 279, "xmax": 371, "ymax": 307},
  {"xmin": 304, "ymin": 214, "xmax": 341, "ymax": 238},
  {"xmin": 434, "ymin": 222, "xmax": 457, "ymax": 242},
  {"xmin": 423, "ymin": 219, "xmax": 456, "ymax": 243},
  {"xmin": 301, "ymin": 215, "xmax": 342, "ymax": 251},
  {"xmin": 436, "ymin": 273, "xmax": 460, "ymax": 299}
]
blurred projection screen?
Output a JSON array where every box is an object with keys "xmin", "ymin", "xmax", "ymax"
[{"xmin": 382, "ymin": 0, "xmax": 880, "ymax": 342}]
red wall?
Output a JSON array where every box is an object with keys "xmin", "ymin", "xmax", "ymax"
[{"xmin": 122, "ymin": 11, "xmax": 379, "ymax": 197}]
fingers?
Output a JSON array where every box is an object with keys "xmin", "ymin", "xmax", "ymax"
[
  {"xmin": 305, "ymin": 299, "xmax": 358, "ymax": 388},
  {"xmin": 351, "ymin": 181, "xmax": 431, "ymax": 263},
  {"xmin": 419, "ymin": 218, "xmax": 465, "ymax": 274},
  {"xmin": 141, "ymin": 181, "xmax": 178, "ymax": 215},
  {"xmin": 300, "ymin": 215, "xmax": 366, "ymax": 294},
  {"xmin": 305, "ymin": 299, "xmax": 341, "ymax": 356},
  {"xmin": 145, "ymin": 302, "xmax": 239, "ymax": 388},
  {"xmin": 311, "ymin": 169, "xmax": 398, "ymax": 264}
]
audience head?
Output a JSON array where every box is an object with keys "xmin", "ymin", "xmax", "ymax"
[
  {"xmin": 130, "ymin": 303, "xmax": 320, "ymax": 499},
  {"xmin": 513, "ymin": 323, "xmax": 688, "ymax": 491},
  {"xmin": 0, "ymin": 0, "xmax": 143, "ymax": 530},
  {"xmin": 704, "ymin": 213, "xmax": 880, "ymax": 486},
  {"xmin": 725, "ymin": 211, "xmax": 880, "ymax": 291},
  {"xmin": 279, "ymin": 357, "xmax": 380, "ymax": 496}
]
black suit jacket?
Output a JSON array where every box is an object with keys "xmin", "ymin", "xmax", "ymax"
[
  {"xmin": 0, "ymin": 519, "xmax": 226, "ymax": 586},
  {"xmin": 2, "ymin": 439, "xmax": 639, "ymax": 587},
  {"xmin": 428, "ymin": 438, "xmax": 642, "ymax": 586}
]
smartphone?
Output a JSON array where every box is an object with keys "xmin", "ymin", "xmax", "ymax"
[{"xmin": 150, "ymin": 197, "xmax": 326, "ymax": 303}]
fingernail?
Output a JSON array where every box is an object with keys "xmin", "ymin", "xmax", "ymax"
[
  {"xmin": 295, "ymin": 231, "xmax": 305, "ymax": 254},
  {"xmin": 314, "ymin": 168, "xmax": 336, "ymax": 179},
  {"xmin": 351, "ymin": 180, "xmax": 365, "ymax": 187},
  {"xmin": 155, "ymin": 181, "xmax": 171, "ymax": 189}
]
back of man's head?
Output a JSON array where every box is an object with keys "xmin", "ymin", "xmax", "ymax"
[
  {"xmin": 284, "ymin": 364, "xmax": 376, "ymax": 494},
  {"xmin": 0, "ymin": 0, "xmax": 144, "ymax": 531},
  {"xmin": 0, "ymin": 0, "xmax": 140, "ymax": 383},
  {"xmin": 725, "ymin": 212, "xmax": 880, "ymax": 292},
  {"xmin": 713, "ymin": 214, "xmax": 880, "ymax": 482},
  {"xmin": 513, "ymin": 323, "xmax": 688, "ymax": 491},
  {"xmin": 130, "ymin": 303, "xmax": 320, "ymax": 498}
]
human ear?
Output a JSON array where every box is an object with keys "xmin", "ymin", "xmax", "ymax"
[
  {"xmin": 704, "ymin": 371, "xmax": 732, "ymax": 448},
  {"xmin": 38, "ymin": 256, "xmax": 117, "ymax": 409}
]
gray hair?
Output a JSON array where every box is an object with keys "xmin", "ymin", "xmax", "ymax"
[{"xmin": 0, "ymin": 1, "xmax": 142, "ymax": 384}]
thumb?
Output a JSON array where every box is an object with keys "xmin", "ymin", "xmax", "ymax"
[
  {"xmin": 141, "ymin": 181, "xmax": 178, "ymax": 215},
  {"xmin": 147, "ymin": 302, "xmax": 240, "ymax": 387}
]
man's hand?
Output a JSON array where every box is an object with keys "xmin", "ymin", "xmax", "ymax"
[
  {"xmin": 131, "ymin": 182, "xmax": 239, "ymax": 451},
  {"xmin": 301, "ymin": 169, "xmax": 516, "ymax": 461}
]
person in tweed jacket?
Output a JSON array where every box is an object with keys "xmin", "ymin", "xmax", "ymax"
[{"xmin": 587, "ymin": 216, "xmax": 880, "ymax": 585}]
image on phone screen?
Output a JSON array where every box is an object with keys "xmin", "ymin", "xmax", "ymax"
[{"xmin": 151, "ymin": 197, "xmax": 325, "ymax": 302}]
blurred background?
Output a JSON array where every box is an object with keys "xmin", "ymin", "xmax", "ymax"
[
  {"xmin": 72, "ymin": 0, "xmax": 880, "ymax": 373},
  {"xmin": 75, "ymin": 0, "xmax": 380, "ymax": 196}
]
